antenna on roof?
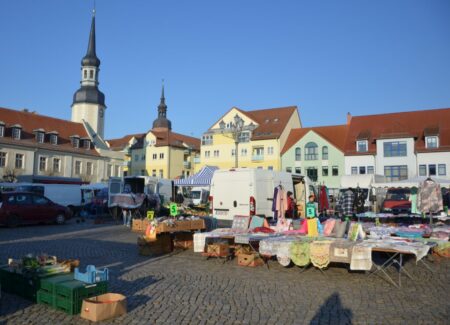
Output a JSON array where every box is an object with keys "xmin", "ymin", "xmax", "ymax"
[{"xmin": 92, "ymin": 0, "xmax": 96, "ymax": 16}]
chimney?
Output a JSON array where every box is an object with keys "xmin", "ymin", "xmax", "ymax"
[
  {"xmin": 22, "ymin": 108, "xmax": 29, "ymax": 113},
  {"xmin": 347, "ymin": 112, "xmax": 352, "ymax": 125}
]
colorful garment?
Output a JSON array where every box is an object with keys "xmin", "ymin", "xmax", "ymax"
[
  {"xmin": 307, "ymin": 218, "xmax": 319, "ymax": 237},
  {"xmin": 417, "ymin": 179, "xmax": 443, "ymax": 213},
  {"xmin": 290, "ymin": 241, "xmax": 310, "ymax": 267},
  {"xmin": 310, "ymin": 241, "xmax": 332, "ymax": 269}
]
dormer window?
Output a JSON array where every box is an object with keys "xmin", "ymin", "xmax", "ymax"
[
  {"xmin": 90, "ymin": 70, "xmax": 94, "ymax": 79},
  {"xmin": 49, "ymin": 133, "xmax": 58, "ymax": 145},
  {"xmin": 0, "ymin": 122, "xmax": 5, "ymax": 137},
  {"xmin": 11, "ymin": 125, "xmax": 22, "ymax": 140},
  {"xmin": 83, "ymin": 139, "xmax": 91, "ymax": 150},
  {"xmin": 356, "ymin": 140, "xmax": 368, "ymax": 153},
  {"xmin": 36, "ymin": 132, "xmax": 45, "ymax": 143},
  {"xmin": 425, "ymin": 136, "xmax": 438, "ymax": 149},
  {"xmin": 71, "ymin": 136, "xmax": 80, "ymax": 148}
]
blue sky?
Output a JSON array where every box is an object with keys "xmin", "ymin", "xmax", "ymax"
[{"xmin": 1, "ymin": 0, "xmax": 449, "ymax": 140}]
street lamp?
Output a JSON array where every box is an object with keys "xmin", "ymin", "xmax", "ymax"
[{"xmin": 220, "ymin": 114, "xmax": 245, "ymax": 168}]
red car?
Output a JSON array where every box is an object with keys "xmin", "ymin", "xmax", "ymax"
[
  {"xmin": 382, "ymin": 188, "xmax": 411, "ymax": 214},
  {"xmin": 0, "ymin": 192, "xmax": 69, "ymax": 227}
]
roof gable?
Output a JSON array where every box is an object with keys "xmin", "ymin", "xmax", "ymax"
[{"xmin": 281, "ymin": 125, "xmax": 348, "ymax": 154}]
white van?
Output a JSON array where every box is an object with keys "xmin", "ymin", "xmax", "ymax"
[
  {"xmin": 0, "ymin": 182, "xmax": 81, "ymax": 212},
  {"xmin": 209, "ymin": 168, "xmax": 316, "ymax": 221},
  {"xmin": 108, "ymin": 176, "xmax": 174, "ymax": 207}
]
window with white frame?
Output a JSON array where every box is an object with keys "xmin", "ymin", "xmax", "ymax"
[
  {"xmin": 152, "ymin": 169, "xmax": 156, "ymax": 177},
  {"xmin": 305, "ymin": 142, "xmax": 318, "ymax": 160},
  {"xmin": 12, "ymin": 128, "xmax": 21, "ymax": 140},
  {"xmin": 332, "ymin": 166, "xmax": 339, "ymax": 176},
  {"xmin": 83, "ymin": 140, "xmax": 90, "ymax": 149},
  {"xmin": 383, "ymin": 141, "xmax": 406, "ymax": 157},
  {"xmin": 367, "ymin": 166, "xmax": 374, "ymax": 174},
  {"xmin": 115, "ymin": 165, "xmax": 120, "ymax": 177},
  {"xmin": 425, "ymin": 136, "xmax": 438, "ymax": 149},
  {"xmin": 295, "ymin": 167, "xmax": 301, "ymax": 174},
  {"xmin": 86, "ymin": 162, "xmax": 93, "ymax": 175},
  {"xmin": 0, "ymin": 125, "xmax": 4, "ymax": 137},
  {"xmin": 15, "ymin": 154, "xmax": 24, "ymax": 169},
  {"xmin": 205, "ymin": 151, "xmax": 210, "ymax": 158},
  {"xmin": 356, "ymin": 140, "xmax": 368, "ymax": 153},
  {"xmin": 141, "ymin": 154, "xmax": 145, "ymax": 161},
  {"xmin": 286, "ymin": 167, "xmax": 292, "ymax": 173},
  {"xmin": 419, "ymin": 164, "xmax": 427, "ymax": 176},
  {"xmin": 295, "ymin": 147, "xmax": 301, "ymax": 161},
  {"xmin": 201, "ymin": 135, "xmax": 213, "ymax": 145},
  {"xmin": 351, "ymin": 167, "xmax": 358, "ymax": 175},
  {"xmin": 359, "ymin": 166, "xmax": 366, "ymax": 174},
  {"xmin": 238, "ymin": 132, "xmax": 250, "ymax": 143},
  {"xmin": 384, "ymin": 165, "xmax": 408, "ymax": 182},
  {"xmin": 267, "ymin": 147, "xmax": 274, "ymax": 155},
  {"xmin": 159, "ymin": 169, "xmax": 163, "ymax": 178},
  {"xmin": 152, "ymin": 154, "xmax": 157, "ymax": 160},
  {"xmin": 72, "ymin": 137, "xmax": 80, "ymax": 148},
  {"xmin": 107, "ymin": 164, "xmax": 112, "ymax": 177},
  {"xmin": 213, "ymin": 150, "xmax": 219, "ymax": 157},
  {"xmin": 36, "ymin": 132, "xmax": 45, "ymax": 143},
  {"xmin": 241, "ymin": 148, "xmax": 247, "ymax": 156},
  {"xmin": 159, "ymin": 153, "xmax": 164, "ymax": 159},
  {"xmin": 438, "ymin": 164, "xmax": 446, "ymax": 176},
  {"xmin": 231, "ymin": 149, "xmax": 235, "ymax": 156},
  {"xmin": 429, "ymin": 164, "xmax": 436, "ymax": 176},
  {"xmin": 0, "ymin": 152, "xmax": 6, "ymax": 167},
  {"xmin": 50, "ymin": 134, "xmax": 58, "ymax": 145},
  {"xmin": 53, "ymin": 158, "xmax": 60, "ymax": 172},
  {"xmin": 322, "ymin": 146, "xmax": 328, "ymax": 160},
  {"xmin": 322, "ymin": 166, "xmax": 329, "ymax": 176},
  {"xmin": 39, "ymin": 157, "xmax": 47, "ymax": 171},
  {"xmin": 75, "ymin": 161, "xmax": 82, "ymax": 175},
  {"xmin": 134, "ymin": 154, "xmax": 139, "ymax": 161}
]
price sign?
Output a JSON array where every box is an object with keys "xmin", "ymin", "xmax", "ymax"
[
  {"xmin": 170, "ymin": 203, "xmax": 178, "ymax": 216},
  {"xmin": 147, "ymin": 210, "xmax": 155, "ymax": 220},
  {"xmin": 306, "ymin": 202, "xmax": 316, "ymax": 218}
]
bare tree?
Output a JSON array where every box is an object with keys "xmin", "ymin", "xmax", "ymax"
[{"xmin": 2, "ymin": 168, "xmax": 21, "ymax": 182}]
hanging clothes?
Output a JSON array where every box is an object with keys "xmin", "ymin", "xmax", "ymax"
[
  {"xmin": 271, "ymin": 186, "xmax": 279, "ymax": 220},
  {"xmin": 417, "ymin": 179, "xmax": 443, "ymax": 214},
  {"xmin": 353, "ymin": 188, "xmax": 365, "ymax": 214},
  {"xmin": 275, "ymin": 186, "xmax": 288, "ymax": 220},
  {"xmin": 319, "ymin": 186, "xmax": 329, "ymax": 212},
  {"xmin": 295, "ymin": 182, "xmax": 306, "ymax": 217},
  {"xmin": 339, "ymin": 189, "xmax": 355, "ymax": 216},
  {"xmin": 409, "ymin": 187, "xmax": 419, "ymax": 214}
]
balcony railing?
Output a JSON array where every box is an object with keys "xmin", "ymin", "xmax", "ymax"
[{"xmin": 251, "ymin": 155, "xmax": 264, "ymax": 162}]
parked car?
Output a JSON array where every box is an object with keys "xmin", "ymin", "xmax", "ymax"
[
  {"xmin": 382, "ymin": 188, "xmax": 411, "ymax": 214},
  {"xmin": 0, "ymin": 192, "xmax": 70, "ymax": 227}
]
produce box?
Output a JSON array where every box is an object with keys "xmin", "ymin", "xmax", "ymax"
[
  {"xmin": 81, "ymin": 293, "xmax": 127, "ymax": 322},
  {"xmin": 131, "ymin": 219, "xmax": 143, "ymax": 232},
  {"xmin": 238, "ymin": 253, "xmax": 264, "ymax": 267},
  {"xmin": 206, "ymin": 244, "xmax": 229, "ymax": 257},
  {"xmin": 234, "ymin": 245, "xmax": 253, "ymax": 256},
  {"xmin": 190, "ymin": 219, "xmax": 206, "ymax": 230}
]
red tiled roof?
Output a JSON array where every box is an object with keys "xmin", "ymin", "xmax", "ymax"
[
  {"xmin": 106, "ymin": 133, "xmax": 145, "ymax": 151},
  {"xmin": 151, "ymin": 130, "xmax": 200, "ymax": 151},
  {"xmin": 210, "ymin": 106, "xmax": 298, "ymax": 140},
  {"xmin": 281, "ymin": 125, "xmax": 348, "ymax": 154},
  {"xmin": 345, "ymin": 108, "xmax": 450, "ymax": 155},
  {"xmin": 0, "ymin": 107, "xmax": 100, "ymax": 156}
]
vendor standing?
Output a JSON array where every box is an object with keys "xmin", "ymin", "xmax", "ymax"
[{"xmin": 305, "ymin": 194, "xmax": 319, "ymax": 236}]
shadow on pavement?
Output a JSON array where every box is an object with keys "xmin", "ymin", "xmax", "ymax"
[{"xmin": 310, "ymin": 292, "xmax": 353, "ymax": 325}]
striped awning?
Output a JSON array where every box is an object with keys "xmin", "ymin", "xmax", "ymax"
[{"xmin": 175, "ymin": 166, "xmax": 218, "ymax": 186}]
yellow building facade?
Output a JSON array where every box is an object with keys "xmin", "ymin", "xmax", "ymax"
[{"xmin": 197, "ymin": 106, "xmax": 301, "ymax": 172}]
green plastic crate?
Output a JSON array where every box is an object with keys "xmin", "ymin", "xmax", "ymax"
[
  {"xmin": 37, "ymin": 289, "xmax": 55, "ymax": 307},
  {"xmin": 54, "ymin": 280, "xmax": 108, "ymax": 315},
  {"xmin": 40, "ymin": 273, "xmax": 74, "ymax": 294}
]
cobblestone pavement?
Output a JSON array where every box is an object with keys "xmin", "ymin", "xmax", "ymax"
[{"xmin": 0, "ymin": 222, "xmax": 449, "ymax": 325}]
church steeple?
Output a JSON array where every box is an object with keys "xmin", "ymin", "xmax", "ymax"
[
  {"xmin": 82, "ymin": 11, "xmax": 100, "ymax": 67},
  {"xmin": 152, "ymin": 81, "xmax": 172, "ymax": 130},
  {"xmin": 71, "ymin": 9, "xmax": 106, "ymax": 140}
]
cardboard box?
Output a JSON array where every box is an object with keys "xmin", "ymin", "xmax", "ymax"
[
  {"xmin": 173, "ymin": 240, "xmax": 193, "ymax": 250},
  {"xmin": 206, "ymin": 244, "xmax": 229, "ymax": 257},
  {"xmin": 238, "ymin": 253, "xmax": 264, "ymax": 267},
  {"xmin": 81, "ymin": 293, "xmax": 127, "ymax": 322},
  {"xmin": 190, "ymin": 219, "xmax": 205, "ymax": 230}
]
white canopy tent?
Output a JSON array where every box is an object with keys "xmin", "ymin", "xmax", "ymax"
[{"xmin": 372, "ymin": 176, "xmax": 450, "ymax": 188}]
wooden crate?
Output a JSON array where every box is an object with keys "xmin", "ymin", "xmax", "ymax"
[
  {"xmin": 238, "ymin": 253, "xmax": 264, "ymax": 267},
  {"xmin": 138, "ymin": 234, "xmax": 172, "ymax": 256},
  {"xmin": 206, "ymin": 244, "xmax": 229, "ymax": 257},
  {"xmin": 190, "ymin": 219, "xmax": 205, "ymax": 230},
  {"xmin": 173, "ymin": 240, "xmax": 193, "ymax": 250},
  {"xmin": 132, "ymin": 219, "xmax": 143, "ymax": 232}
]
